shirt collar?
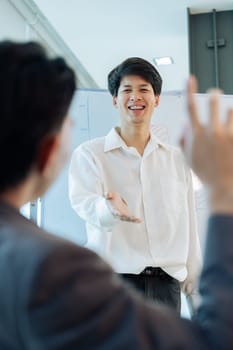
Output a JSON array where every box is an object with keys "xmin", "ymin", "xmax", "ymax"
[
  {"xmin": 149, "ymin": 132, "xmax": 169, "ymax": 151},
  {"xmin": 104, "ymin": 127, "xmax": 169, "ymax": 153}
]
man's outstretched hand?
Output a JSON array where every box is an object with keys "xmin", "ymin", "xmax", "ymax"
[{"xmin": 105, "ymin": 191, "xmax": 141, "ymax": 223}]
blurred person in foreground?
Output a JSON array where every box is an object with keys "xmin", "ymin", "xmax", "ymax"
[{"xmin": 0, "ymin": 40, "xmax": 232, "ymax": 350}]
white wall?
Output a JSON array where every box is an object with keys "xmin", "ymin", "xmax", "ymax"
[
  {"xmin": 32, "ymin": 0, "xmax": 190, "ymax": 92},
  {"xmin": 0, "ymin": 0, "xmax": 57, "ymax": 53},
  {"xmin": 0, "ymin": 0, "xmax": 26, "ymax": 40},
  {"xmin": 0, "ymin": 0, "xmax": 97, "ymax": 87},
  {"xmin": 33, "ymin": 0, "xmax": 233, "ymax": 91}
]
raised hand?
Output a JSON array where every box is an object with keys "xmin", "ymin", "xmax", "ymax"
[{"xmin": 181, "ymin": 75, "xmax": 233, "ymax": 213}]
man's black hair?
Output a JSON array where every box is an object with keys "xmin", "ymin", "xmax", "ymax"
[
  {"xmin": 0, "ymin": 41, "xmax": 76, "ymax": 191},
  {"xmin": 108, "ymin": 57, "xmax": 162, "ymax": 97}
]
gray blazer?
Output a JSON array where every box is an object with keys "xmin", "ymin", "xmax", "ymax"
[{"xmin": 0, "ymin": 201, "xmax": 232, "ymax": 349}]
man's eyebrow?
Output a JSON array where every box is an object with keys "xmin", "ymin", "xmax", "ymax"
[{"xmin": 121, "ymin": 83, "xmax": 150, "ymax": 88}]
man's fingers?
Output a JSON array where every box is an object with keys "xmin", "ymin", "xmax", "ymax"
[
  {"xmin": 187, "ymin": 75, "xmax": 201, "ymax": 130},
  {"xmin": 225, "ymin": 108, "xmax": 233, "ymax": 132},
  {"xmin": 208, "ymin": 89, "xmax": 221, "ymax": 130},
  {"xmin": 121, "ymin": 197, "xmax": 128, "ymax": 205},
  {"xmin": 104, "ymin": 191, "xmax": 112, "ymax": 199},
  {"xmin": 119, "ymin": 215, "xmax": 141, "ymax": 223}
]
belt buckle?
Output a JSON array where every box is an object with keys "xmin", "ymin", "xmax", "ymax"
[{"xmin": 145, "ymin": 267, "xmax": 153, "ymax": 275}]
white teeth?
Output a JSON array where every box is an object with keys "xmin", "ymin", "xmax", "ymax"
[{"xmin": 129, "ymin": 106, "xmax": 144, "ymax": 110}]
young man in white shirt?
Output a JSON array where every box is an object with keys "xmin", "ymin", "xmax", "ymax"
[{"xmin": 69, "ymin": 57, "xmax": 202, "ymax": 313}]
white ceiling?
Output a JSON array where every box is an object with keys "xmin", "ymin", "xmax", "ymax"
[{"xmin": 34, "ymin": 0, "xmax": 233, "ymax": 91}]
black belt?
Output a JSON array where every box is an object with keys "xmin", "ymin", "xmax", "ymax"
[{"xmin": 140, "ymin": 267, "xmax": 166, "ymax": 276}]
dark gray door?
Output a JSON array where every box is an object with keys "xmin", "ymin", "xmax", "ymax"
[{"xmin": 189, "ymin": 10, "xmax": 233, "ymax": 94}]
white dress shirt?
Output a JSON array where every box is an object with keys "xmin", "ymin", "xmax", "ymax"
[{"xmin": 69, "ymin": 128, "xmax": 202, "ymax": 295}]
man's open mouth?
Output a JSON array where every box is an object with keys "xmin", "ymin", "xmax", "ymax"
[{"xmin": 128, "ymin": 105, "xmax": 145, "ymax": 110}]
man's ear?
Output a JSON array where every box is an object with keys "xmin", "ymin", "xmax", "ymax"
[
  {"xmin": 37, "ymin": 134, "xmax": 60, "ymax": 174},
  {"xmin": 154, "ymin": 95, "xmax": 160, "ymax": 107},
  {"xmin": 113, "ymin": 96, "xmax": 118, "ymax": 108}
]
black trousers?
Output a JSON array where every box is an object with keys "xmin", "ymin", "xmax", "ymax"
[{"xmin": 120, "ymin": 267, "xmax": 181, "ymax": 313}]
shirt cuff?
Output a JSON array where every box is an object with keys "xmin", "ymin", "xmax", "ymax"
[{"xmin": 96, "ymin": 197, "xmax": 119, "ymax": 229}]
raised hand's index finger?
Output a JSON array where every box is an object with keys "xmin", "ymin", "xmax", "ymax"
[
  {"xmin": 187, "ymin": 75, "xmax": 201, "ymax": 130},
  {"xmin": 208, "ymin": 89, "xmax": 222, "ymax": 130}
]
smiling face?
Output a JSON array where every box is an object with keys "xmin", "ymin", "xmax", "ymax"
[{"xmin": 113, "ymin": 75, "xmax": 160, "ymax": 128}]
